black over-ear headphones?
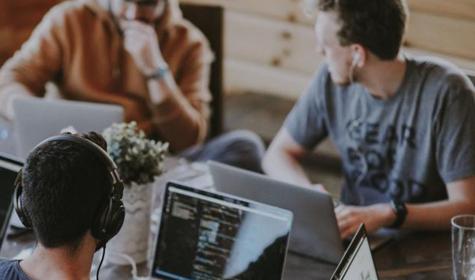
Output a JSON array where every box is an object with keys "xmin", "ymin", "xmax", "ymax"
[{"xmin": 13, "ymin": 134, "xmax": 125, "ymax": 246}]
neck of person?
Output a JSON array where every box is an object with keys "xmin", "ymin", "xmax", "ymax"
[
  {"xmin": 355, "ymin": 53, "xmax": 407, "ymax": 100},
  {"xmin": 20, "ymin": 234, "xmax": 97, "ymax": 280}
]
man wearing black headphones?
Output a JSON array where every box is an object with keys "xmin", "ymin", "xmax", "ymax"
[{"xmin": 0, "ymin": 132, "xmax": 125, "ymax": 280}]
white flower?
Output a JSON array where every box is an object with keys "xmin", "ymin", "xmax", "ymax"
[{"xmin": 103, "ymin": 122, "xmax": 169, "ymax": 186}]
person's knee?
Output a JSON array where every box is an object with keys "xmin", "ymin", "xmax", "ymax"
[
  {"xmin": 212, "ymin": 130, "xmax": 265, "ymax": 173},
  {"xmin": 224, "ymin": 130, "xmax": 265, "ymax": 156}
]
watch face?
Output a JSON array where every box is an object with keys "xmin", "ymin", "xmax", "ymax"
[{"xmin": 146, "ymin": 66, "xmax": 169, "ymax": 80}]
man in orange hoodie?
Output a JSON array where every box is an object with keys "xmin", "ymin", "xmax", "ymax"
[{"xmin": 0, "ymin": 0, "xmax": 264, "ymax": 172}]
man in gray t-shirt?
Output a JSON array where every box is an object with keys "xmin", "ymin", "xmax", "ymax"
[{"xmin": 263, "ymin": 0, "xmax": 475, "ymax": 239}]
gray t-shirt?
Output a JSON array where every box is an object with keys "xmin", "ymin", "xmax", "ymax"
[
  {"xmin": 285, "ymin": 57, "xmax": 475, "ymax": 205},
  {"xmin": 0, "ymin": 260, "xmax": 31, "ymax": 280}
]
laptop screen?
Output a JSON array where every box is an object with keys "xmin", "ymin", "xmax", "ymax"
[
  {"xmin": 0, "ymin": 154, "xmax": 23, "ymax": 249},
  {"xmin": 151, "ymin": 182, "xmax": 293, "ymax": 280},
  {"xmin": 13, "ymin": 98, "xmax": 123, "ymax": 159},
  {"xmin": 331, "ymin": 224, "xmax": 380, "ymax": 280}
]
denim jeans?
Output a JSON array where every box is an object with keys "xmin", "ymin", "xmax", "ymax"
[{"xmin": 180, "ymin": 130, "xmax": 265, "ymax": 173}]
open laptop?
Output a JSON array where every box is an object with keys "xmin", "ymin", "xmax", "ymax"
[
  {"xmin": 13, "ymin": 98, "xmax": 123, "ymax": 158},
  {"xmin": 151, "ymin": 182, "xmax": 293, "ymax": 280},
  {"xmin": 331, "ymin": 224, "xmax": 380, "ymax": 280},
  {"xmin": 210, "ymin": 161, "xmax": 396, "ymax": 264},
  {"xmin": 0, "ymin": 153, "xmax": 23, "ymax": 251},
  {"xmin": 209, "ymin": 161, "xmax": 343, "ymax": 263}
]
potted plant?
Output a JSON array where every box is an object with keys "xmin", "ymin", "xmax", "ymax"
[{"xmin": 102, "ymin": 121, "xmax": 168, "ymax": 264}]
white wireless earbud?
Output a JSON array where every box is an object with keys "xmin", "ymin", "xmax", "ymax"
[{"xmin": 352, "ymin": 52, "xmax": 361, "ymax": 67}]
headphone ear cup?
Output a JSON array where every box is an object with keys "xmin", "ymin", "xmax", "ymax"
[
  {"xmin": 13, "ymin": 172, "xmax": 32, "ymax": 229},
  {"xmin": 91, "ymin": 201, "xmax": 107, "ymax": 241},
  {"xmin": 107, "ymin": 198, "xmax": 125, "ymax": 237},
  {"xmin": 91, "ymin": 185, "xmax": 125, "ymax": 243}
]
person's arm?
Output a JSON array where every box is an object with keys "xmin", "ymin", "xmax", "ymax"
[
  {"xmin": 263, "ymin": 128, "xmax": 325, "ymax": 191},
  {"xmin": 404, "ymin": 176, "xmax": 475, "ymax": 229},
  {"xmin": 0, "ymin": 5, "xmax": 64, "ymax": 119},
  {"xmin": 122, "ymin": 21, "xmax": 211, "ymax": 152},
  {"xmin": 146, "ymin": 50, "xmax": 210, "ymax": 152},
  {"xmin": 263, "ymin": 68, "xmax": 330, "ymax": 191},
  {"xmin": 337, "ymin": 176, "xmax": 475, "ymax": 239}
]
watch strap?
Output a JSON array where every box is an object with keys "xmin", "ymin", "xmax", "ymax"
[
  {"xmin": 146, "ymin": 65, "xmax": 169, "ymax": 80},
  {"xmin": 389, "ymin": 200, "xmax": 407, "ymax": 228}
]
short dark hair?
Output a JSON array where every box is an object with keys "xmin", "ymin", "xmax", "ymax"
[
  {"xmin": 317, "ymin": 0, "xmax": 408, "ymax": 60},
  {"xmin": 22, "ymin": 132, "xmax": 111, "ymax": 250}
]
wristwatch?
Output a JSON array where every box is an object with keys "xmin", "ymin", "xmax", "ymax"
[
  {"xmin": 146, "ymin": 64, "xmax": 169, "ymax": 80},
  {"xmin": 389, "ymin": 199, "xmax": 407, "ymax": 228}
]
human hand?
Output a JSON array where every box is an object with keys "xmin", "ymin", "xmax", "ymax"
[
  {"xmin": 335, "ymin": 203, "xmax": 395, "ymax": 239},
  {"xmin": 121, "ymin": 20, "xmax": 164, "ymax": 75}
]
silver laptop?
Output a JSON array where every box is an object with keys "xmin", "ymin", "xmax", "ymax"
[
  {"xmin": 0, "ymin": 153, "xmax": 23, "ymax": 251},
  {"xmin": 151, "ymin": 182, "xmax": 293, "ymax": 280},
  {"xmin": 209, "ymin": 161, "xmax": 344, "ymax": 263},
  {"xmin": 13, "ymin": 98, "xmax": 123, "ymax": 158}
]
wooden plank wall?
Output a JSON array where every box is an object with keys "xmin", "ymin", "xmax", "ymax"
[
  {"xmin": 181, "ymin": 0, "xmax": 475, "ymax": 99},
  {"xmin": 0, "ymin": 0, "xmax": 473, "ymax": 99}
]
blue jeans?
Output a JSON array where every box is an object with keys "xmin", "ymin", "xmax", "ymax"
[{"xmin": 180, "ymin": 130, "xmax": 265, "ymax": 173}]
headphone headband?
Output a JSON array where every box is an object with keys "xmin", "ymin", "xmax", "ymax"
[
  {"xmin": 14, "ymin": 133, "xmax": 125, "ymax": 246},
  {"xmin": 35, "ymin": 135, "xmax": 117, "ymax": 176}
]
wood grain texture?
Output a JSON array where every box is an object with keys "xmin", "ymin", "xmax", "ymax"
[
  {"xmin": 225, "ymin": 11, "xmax": 321, "ymax": 75},
  {"xmin": 225, "ymin": 58, "xmax": 310, "ymax": 99},
  {"xmin": 409, "ymin": 0, "xmax": 475, "ymax": 21},
  {"xmin": 406, "ymin": 11, "xmax": 475, "ymax": 60},
  {"xmin": 181, "ymin": 0, "xmax": 475, "ymax": 62}
]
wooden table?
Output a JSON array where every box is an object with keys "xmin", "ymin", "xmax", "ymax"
[
  {"xmin": 0, "ymin": 161, "xmax": 453, "ymax": 279},
  {"xmin": 284, "ymin": 230, "xmax": 452, "ymax": 280}
]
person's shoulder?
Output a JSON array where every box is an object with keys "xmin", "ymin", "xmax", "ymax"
[
  {"xmin": 316, "ymin": 63, "xmax": 331, "ymax": 83},
  {"xmin": 43, "ymin": 0, "xmax": 87, "ymax": 17},
  {"xmin": 295, "ymin": 63, "xmax": 333, "ymax": 104},
  {"xmin": 173, "ymin": 19, "xmax": 206, "ymax": 42},
  {"xmin": 165, "ymin": 18, "xmax": 214, "ymax": 64},
  {"xmin": 42, "ymin": 0, "xmax": 103, "ymax": 25},
  {"xmin": 0, "ymin": 259, "xmax": 17, "ymax": 270},
  {"xmin": 408, "ymin": 56, "xmax": 473, "ymax": 93},
  {"xmin": 0, "ymin": 260, "xmax": 30, "ymax": 280},
  {"xmin": 312, "ymin": 63, "xmax": 335, "ymax": 95},
  {"xmin": 170, "ymin": 18, "xmax": 212, "ymax": 52}
]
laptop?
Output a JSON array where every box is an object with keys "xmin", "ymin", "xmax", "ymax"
[
  {"xmin": 209, "ymin": 161, "xmax": 343, "ymax": 263},
  {"xmin": 331, "ymin": 224, "xmax": 380, "ymax": 280},
  {"xmin": 0, "ymin": 153, "xmax": 23, "ymax": 251},
  {"xmin": 13, "ymin": 98, "xmax": 123, "ymax": 158},
  {"xmin": 151, "ymin": 182, "xmax": 293, "ymax": 280},
  {"xmin": 0, "ymin": 117, "xmax": 15, "ymax": 155}
]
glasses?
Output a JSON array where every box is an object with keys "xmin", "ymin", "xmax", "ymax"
[
  {"xmin": 124, "ymin": 0, "xmax": 160, "ymax": 7},
  {"xmin": 452, "ymin": 215, "xmax": 475, "ymax": 280}
]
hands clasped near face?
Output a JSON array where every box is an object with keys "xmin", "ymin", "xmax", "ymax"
[{"xmin": 121, "ymin": 20, "xmax": 164, "ymax": 76}]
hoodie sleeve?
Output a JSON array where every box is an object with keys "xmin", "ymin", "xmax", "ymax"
[{"xmin": 152, "ymin": 30, "xmax": 214, "ymax": 152}]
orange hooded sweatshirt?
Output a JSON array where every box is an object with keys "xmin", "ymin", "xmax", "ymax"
[{"xmin": 0, "ymin": 0, "xmax": 213, "ymax": 152}]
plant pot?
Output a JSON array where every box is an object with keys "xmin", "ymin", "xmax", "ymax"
[{"xmin": 106, "ymin": 181, "xmax": 154, "ymax": 265}]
